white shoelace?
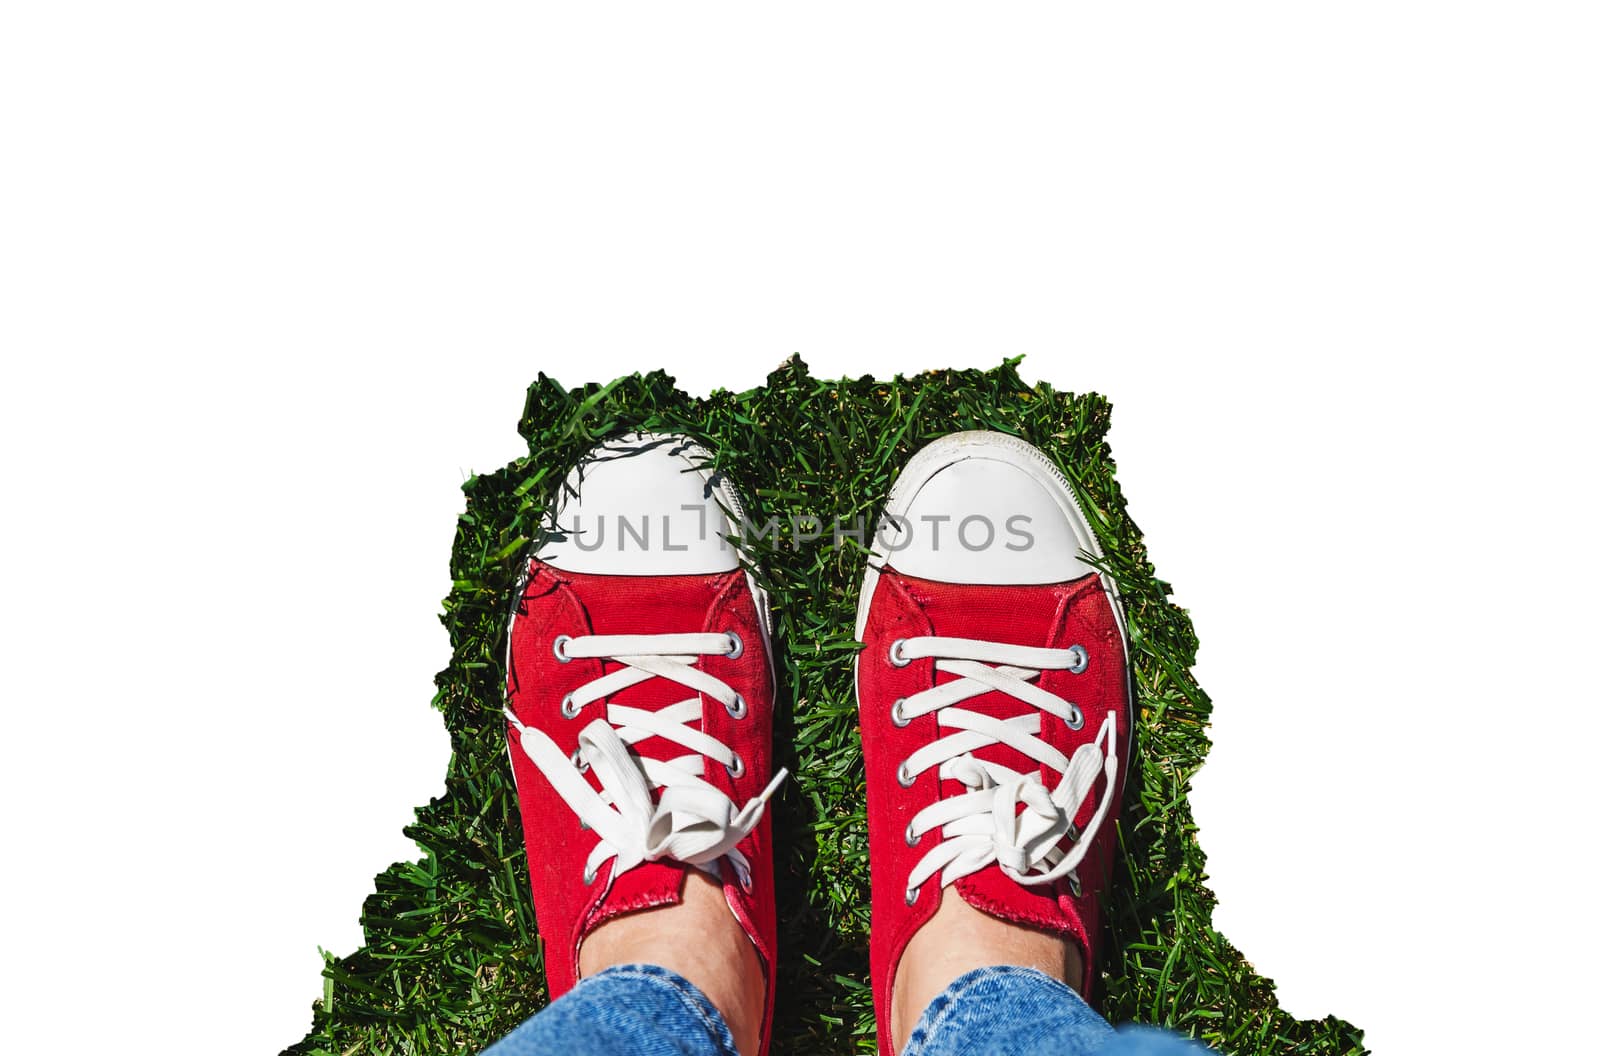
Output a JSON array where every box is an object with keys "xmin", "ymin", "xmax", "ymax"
[
  {"xmin": 891, "ymin": 635, "xmax": 1118, "ymax": 905},
  {"xmin": 504, "ymin": 631, "xmax": 787, "ymax": 890}
]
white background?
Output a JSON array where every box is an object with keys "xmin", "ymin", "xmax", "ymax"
[{"xmin": 2, "ymin": 4, "xmax": 1596, "ymax": 1053}]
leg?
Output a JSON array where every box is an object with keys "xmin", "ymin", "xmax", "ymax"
[
  {"xmin": 578, "ymin": 870, "xmax": 766, "ymax": 1056},
  {"xmin": 893, "ymin": 887, "xmax": 1082, "ymax": 1047}
]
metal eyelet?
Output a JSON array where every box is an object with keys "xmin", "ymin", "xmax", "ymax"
[
  {"xmin": 583, "ymin": 863, "xmax": 599, "ymax": 885},
  {"xmin": 1066, "ymin": 705, "xmax": 1084, "ymax": 731},
  {"xmin": 561, "ymin": 693, "xmax": 580, "ymax": 719},
  {"xmin": 905, "ymin": 822, "xmax": 921, "ymax": 847},
  {"xmin": 888, "ymin": 639, "xmax": 911, "ymax": 667},
  {"xmin": 1067, "ymin": 873, "xmax": 1082, "ymax": 897},
  {"xmin": 552, "ymin": 635, "xmax": 573, "ymax": 663},
  {"xmin": 897, "ymin": 762, "xmax": 915, "ymax": 788},
  {"xmin": 891, "ymin": 698, "xmax": 910, "ymax": 727},
  {"xmin": 1064, "ymin": 644, "xmax": 1088, "ymax": 674},
  {"xmin": 570, "ymin": 747, "xmax": 588, "ymax": 773},
  {"xmin": 726, "ymin": 693, "xmax": 748, "ymax": 719},
  {"xmin": 727, "ymin": 752, "xmax": 745, "ymax": 779},
  {"xmin": 725, "ymin": 631, "xmax": 744, "ymax": 659},
  {"xmin": 1066, "ymin": 822, "xmax": 1080, "ymax": 841},
  {"xmin": 738, "ymin": 870, "xmax": 753, "ymax": 893},
  {"xmin": 904, "ymin": 885, "xmax": 921, "ymax": 906}
]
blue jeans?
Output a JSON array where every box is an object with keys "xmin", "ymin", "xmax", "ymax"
[{"xmin": 483, "ymin": 964, "xmax": 1213, "ymax": 1056}]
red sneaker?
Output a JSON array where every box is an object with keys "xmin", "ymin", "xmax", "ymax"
[
  {"xmin": 503, "ymin": 433, "xmax": 785, "ymax": 1053},
  {"xmin": 854, "ymin": 431, "xmax": 1133, "ymax": 1054}
]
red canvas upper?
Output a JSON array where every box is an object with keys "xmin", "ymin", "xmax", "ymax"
[
  {"xmin": 856, "ymin": 566, "xmax": 1131, "ymax": 1055},
  {"xmin": 504, "ymin": 559, "xmax": 778, "ymax": 1053}
]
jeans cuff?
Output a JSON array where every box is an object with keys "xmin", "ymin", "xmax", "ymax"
[
  {"xmin": 901, "ymin": 965, "xmax": 1101, "ymax": 1056},
  {"xmin": 580, "ymin": 964, "xmax": 741, "ymax": 1056}
]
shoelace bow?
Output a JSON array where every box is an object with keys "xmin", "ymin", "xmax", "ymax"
[
  {"xmin": 891, "ymin": 635, "xmax": 1118, "ymax": 903},
  {"xmin": 505, "ymin": 631, "xmax": 786, "ymax": 890}
]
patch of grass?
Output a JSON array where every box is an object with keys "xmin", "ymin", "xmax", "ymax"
[{"xmin": 284, "ymin": 358, "xmax": 1364, "ymax": 1055}]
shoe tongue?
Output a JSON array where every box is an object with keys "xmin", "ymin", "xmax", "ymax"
[{"xmin": 898, "ymin": 574, "xmax": 1071, "ymax": 784}]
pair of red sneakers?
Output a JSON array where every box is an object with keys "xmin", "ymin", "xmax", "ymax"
[{"xmin": 503, "ymin": 431, "xmax": 1131, "ymax": 1056}]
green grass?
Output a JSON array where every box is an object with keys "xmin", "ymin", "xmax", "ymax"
[{"xmin": 284, "ymin": 358, "xmax": 1365, "ymax": 1056}]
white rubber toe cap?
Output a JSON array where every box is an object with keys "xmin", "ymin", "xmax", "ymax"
[
  {"xmin": 877, "ymin": 431, "xmax": 1100, "ymax": 586},
  {"xmin": 536, "ymin": 432, "xmax": 742, "ymax": 575}
]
